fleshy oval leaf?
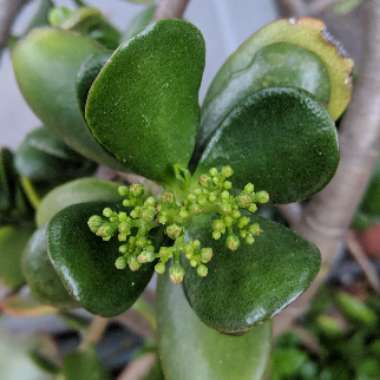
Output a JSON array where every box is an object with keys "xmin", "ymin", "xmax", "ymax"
[
  {"xmin": 47, "ymin": 202, "xmax": 154, "ymax": 316},
  {"xmin": 12, "ymin": 28, "xmax": 122, "ymax": 169},
  {"xmin": 197, "ymin": 87, "xmax": 339, "ymax": 204},
  {"xmin": 201, "ymin": 17, "xmax": 353, "ymax": 144},
  {"xmin": 36, "ymin": 177, "xmax": 121, "ymax": 226},
  {"xmin": 22, "ymin": 226, "xmax": 77, "ymax": 308},
  {"xmin": 158, "ymin": 274, "xmax": 271, "ymax": 380},
  {"xmin": 85, "ymin": 19, "xmax": 205, "ymax": 183},
  {"xmin": 182, "ymin": 214, "xmax": 320, "ymax": 334},
  {"xmin": 0, "ymin": 224, "xmax": 34, "ymax": 289}
]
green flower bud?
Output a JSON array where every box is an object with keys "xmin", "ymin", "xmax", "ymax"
[
  {"xmin": 208, "ymin": 192, "xmax": 217, "ymax": 202},
  {"xmin": 223, "ymin": 181, "xmax": 232, "ymax": 190},
  {"xmin": 179, "ymin": 209, "xmax": 189, "ymax": 220},
  {"xmin": 119, "ymin": 244, "xmax": 128, "ymax": 253},
  {"xmin": 187, "ymin": 193, "xmax": 197, "ymax": 202},
  {"xmin": 244, "ymin": 183, "xmax": 254, "ymax": 193},
  {"xmin": 190, "ymin": 259, "xmax": 198, "ymax": 267},
  {"xmin": 141, "ymin": 207, "xmax": 155, "ymax": 222},
  {"xmin": 197, "ymin": 264, "xmax": 208, "ymax": 277},
  {"xmin": 221, "ymin": 190, "xmax": 230, "ymax": 200},
  {"xmin": 249, "ymin": 223, "xmax": 262, "ymax": 235},
  {"xmin": 115, "ymin": 256, "xmax": 127, "ymax": 270},
  {"xmin": 155, "ymin": 262, "xmax": 166, "ymax": 274},
  {"xmin": 144, "ymin": 196, "xmax": 156, "ymax": 206},
  {"xmin": 103, "ymin": 207, "xmax": 113, "ymax": 218},
  {"xmin": 199, "ymin": 175, "xmax": 211, "ymax": 187},
  {"xmin": 87, "ymin": 215, "xmax": 103, "ymax": 233},
  {"xmin": 209, "ymin": 168, "xmax": 218, "ymax": 177},
  {"xmin": 118, "ymin": 212, "xmax": 129, "ymax": 222},
  {"xmin": 212, "ymin": 231, "xmax": 221, "ymax": 240},
  {"xmin": 238, "ymin": 216, "xmax": 250, "ymax": 228},
  {"xmin": 138, "ymin": 250, "xmax": 156, "ymax": 263},
  {"xmin": 248, "ymin": 204, "xmax": 258, "ymax": 213},
  {"xmin": 201, "ymin": 248, "xmax": 213, "ymax": 263},
  {"xmin": 159, "ymin": 247, "xmax": 172, "ymax": 261},
  {"xmin": 128, "ymin": 256, "xmax": 141, "ymax": 271},
  {"xmin": 122, "ymin": 199, "xmax": 131, "ymax": 207},
  {"xmin": 237, "ymin": 194, "xmax": 251, "ymax": 208},
  {"xmin": 130, "ymin": 184, "xmax": 144, "ymax": 197},
  {"xmin": 118, "ymin": 186, "xmax": 129, "ymax": 196},
  {"xmin": 166, "ymin": 224, "xmax": 183, "ymax": 239},
  {"xmin": 246, "ymin": 235, "xmax": 255, "ymax": 245},
  {"xmin": 161, "ymin": 191, "xmax": 175, "ymax": 204},
  {"xmin": 221, "ymin": 166, "xmax": 233, "ymax": 178},
  {"xmin": 169, "ymin": 264, "xmax": 185, "ymax": 284},
  {"xmin": 224, "ymin": 216, "xmax": 233, "ymax": 227},
  {"xmin": 226, "ymin": 235, "xmax": 240, "ymax": 251},
  {"xmin": 255, "ymin": 191, "xmax": 270, "ymax": 204}
]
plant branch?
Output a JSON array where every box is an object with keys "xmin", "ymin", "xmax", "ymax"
[
  {"xmin": 275, "ymin": 0, "xmax": 380, "ymax": 335},
  {"xmin": 347, "ymin": 230, "xmax": 380, "ymax": 294},
  {"xmin": 79, "ymin": 316, "xmax": 108, "ymax": 350},
  {"xmin": 277, "ymin": 203, "xmax": 302, "ymax": 225},
  {"xmin": 0, "ymin": 0, "xmax": 28, "ymax": 54},
  {"xmin": 154, "ymin": 0, "xmax": 190, "ymax": 20}
]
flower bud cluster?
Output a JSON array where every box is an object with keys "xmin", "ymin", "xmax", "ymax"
[{"xmin": 87, "ymin": 166, "xmax": 269, "ymax": 284}]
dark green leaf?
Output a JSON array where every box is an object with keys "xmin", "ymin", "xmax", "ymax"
[
  {"xmin": 85, "ymin": 19, "xmax": 205, "ymax": 183},
  {"xmin": 197, "ymin": 87, "xmax": 339, "ymax": 204},
  {"xmin": 124, "ymin": 5, "xmax": 156, "ymax": 40},
  {"xmin": 36, "ymin": 177, "xmax": 121, "ymax": 226},
  {"xmin": 0, "ymin": 224, "xmax": 34, "ymax": 289},
  {"xmin": 77, "ymin": 52, "xmax": 111, "ymax": 116},
  {"xmin": 0, "ymin": 148, "xmax": 16, "ymax": 213},
  {"xmin": 183, "ymin": 214, "xmax": 320, "ymax": 334},
  {"xmin": 12, "ymin": 28, "xmax": 122, "ymax": 169},
  {"xmin": 63, "ymin": 347, "xmax": 110, "ymax": 380},
  {"xmin": 22, "ymin": 226, "xmax": 77, "ymax": 308},
  {"xmin": 48, "ymin": 202, "xmax": 154, "ymax": 316},
  {"xmin": 158, "ymin": 274, "xmax": 271, "ymax": 380},
  {"xmin": 200, "ymin": 41, "xmax": 330, "ymax": 147}
]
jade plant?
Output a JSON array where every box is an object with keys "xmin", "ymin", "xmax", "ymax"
[{"xmin": 0, "ymin": 2, "xmax": 355, "ymax": 379}]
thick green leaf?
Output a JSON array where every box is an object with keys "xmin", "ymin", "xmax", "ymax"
[
  {"xmin": 158, "ymin": 274, "xmax": 271, "ymax": 380},
  {"xmin": 197, "ymin": 87, "xmax": 339, "ymax": 204},
  {"xmin": 48, "ymin": 202, "xmax": 154, "ymax": 316},
  {"xmin": 77, "ymin": 52, "xmax": 111, "ymax": 116},
  {"xmin": 63, "ymin": 347, "xmax": 110, "ymax": 380},
  {"xmin": 203, "ymin": 18, "xmax": 352, "ymax": 143},
  {"xmin": 22, "ymin": 126, "xmax": 81, "ymax": 161},
  {"xmin": 61, "ymin": 7, "xmax": 121, "ymax": 49},
  {"xmin": 0, "ymin": 148, "xmax": 16, "ymax": 213},
  {"xmin": 12, "ymin": 28, "xmax": 122, "ymax": 169},
  {"xmin": 200, "ymin": 41, "xmax": 330, "ymax": 147},
  {"xmin": 15, "ymin": 131, "xmax": 95, "ymax": 183},
  {"xmin": 183, "ymin": 214, "xmax": 320, "ymax": 334},
  {"xmin": 85, "ymin": 19, "xmax": 205, "ymax": 183},
  {"xmin": 36, "ymin": 177, "xmax": 121, "ymax": 226},
  {"xmin": 22, "ymin": 226, "xmax": 76, "ymax": 308},
  {"xmin": 124, "ymin": 5, "xmax": 156, "ymax": 40},
  {"xmin": 0, "ymin": 224, "xmax": 34, "ymax": 289}
]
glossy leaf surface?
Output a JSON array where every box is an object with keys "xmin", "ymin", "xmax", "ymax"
[
  {"xmin": 0, "ymin": 224, "xmax": 34, "ymax": 288},
  {"xmin": 198, "ymin": 87, "xmax": 339, "ymax": 204},
  {"xmin": 200, "ymin": 41, "xmax": 331, "ymax": 146},
  {"xmin": 12, "ymin": 28, "xmax": 122, "ymax": 169},
  {"xmin": 158, "ymin": 274, "xmax": 271, "ymax": 380},
  {"xmin": 183, "ymin": 214, "xmax": 320, "ymax": 334},
  {"xmin": 86, "ymin": 20, "xmax": 205, "ymax": 183},
  {"xmin": 36, "ymin": 177, "xmax": 121, "ymax": 226},
  {"xmin": 202, "ymin": 18, "xmax": 352, "ymax": 145},
  {"xmin": 48, "ymin": 202, "xmax": 154, "ymax": 316},
  {"xmin": 22, "ymin": 226, "xmax": 76, "ymax": 308}
]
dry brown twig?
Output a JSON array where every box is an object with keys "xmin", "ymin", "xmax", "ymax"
[{"xmin": 275, "ymin": 0, "xmax": 380, "ymax": 335}]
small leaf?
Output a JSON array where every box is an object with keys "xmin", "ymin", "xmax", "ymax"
[
  {"xmin": 22, "ymin": 226, "xmax": 77, "ymax": 308},
  {"xmin": 48, "ymin": 202, "xmax": 154, "ymax": 316},
  {"xmin": 182, "ymin": 214, "xmax": 320, "ymax": 334},
  {"xmin": 85, "ymin": 19, "xmax": 205, "ymax": 183},
  {"xmin": 0, "ymin": 224, "xmax": 34, "ymax": 289},
  {"xmin": 61, "ymin": 7, "xmax": 121, "ymax": 49},
  {"xmin": 197, "ymin": 87, "xmax": 339, "ymax": 204},
  {"xmin": 157, "ymin": 274, "xmax": 271, "ymax": 380},
  {"xmin": 12, "ymin": 28, "xmax": 122, "ymax": 169},
  {"xmin": 36, "ymin": 177, "xmax": 122, "ymax": 226},
  {"xmin": 62, "ymin": 347, "xmax": 110, "ymax": 380},
  {"xmin": 77, "ymin": 52, "xmax": 111, "ymax": 116},
  {"xmin": 15, "ymin": 127, "xmax": 95, "ymax": 183},
  {"xmin": 202, "ymin": 17, "xmax": 353, "ymax": 145},
  {"xmin": 200, "ymin": 41, "xmax": 331, "ymax": 147},
  {"xmin": 124, "ymin": 5, "xmax": 156, "ymax": 40},
  {"xmin": 0, "ymin": 148, "xmax": 16, "ymax": 214}
]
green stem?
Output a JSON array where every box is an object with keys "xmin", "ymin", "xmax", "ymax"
[
  {"xmin": 20, "ymin": 176, "xmax": 40, "ymax": 210},
  {"xmin": 132, "ymin": 297, "xmax": 157, "ymax": 332}
]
